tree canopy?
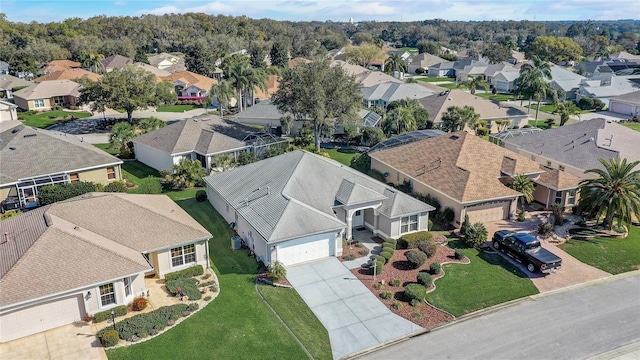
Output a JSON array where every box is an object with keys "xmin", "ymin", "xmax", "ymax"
[
  {"xmin": 525, "ymin": 36, "xmax": 584, "ymax": 63},
  {"xmin": 440, "ymin": 105, "xmax": 480, "ymax": 132}
]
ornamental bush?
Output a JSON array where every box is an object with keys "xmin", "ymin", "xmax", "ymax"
[
  {"xmin": 371, "ymin": 260, "xmax": 384, "ymax": 275},
  {"xmin": 358, "ymin": 248, "xmax": 370, "ymax": 256},
  {"xmin": 94, "ymin": 305, "xmax": 128, "ymax": 323},
  {"xmin": 380, "ymin": 291, "xmax": 393, "ymax": 300},
  {"xmin": 166, "ymin": 278, "xmax": 202, "ymax": 300},
  {"xmin": 454, "ymin": 250, "xmax": 466, "ymax": 260},
  {"xmin": 131, "ymin": 296, "xmax": 148, "ymax": 311},
  {"xmin": 100, "ymin": 329, "xmax": 119, "ymax": 347},
  {"xmin": 398, "ymin": 231, "xmax": 434, "ymax": 249},
  {"xmin": 343, "ymin": 254, "xmax": 356, "ymax": 261},
  {"xmin": 404, "ymin": 284, "xmax": 427, "ymax": 302},
  {"xmin": 380, "ymin": 251, "xmax": 392, "ymax": 263},
  {"xmin": 429, "ymin": 262, "xmax": 441, "ymax": 275},
  {"xmin": 417, "ymin": 240, "xmax": 437, "ymax": 258},
  {"xmin": 110, "ymin": 304, "xmax": 189, "ymax": 341},
  {"xmin": 392, "ymin": 302, "xmax": 403, "ymax": 310},
  {"xmin": 268, "ymin": 261, "xmax": 287, "ymax": 282},
  {"xmin": 384, "ymin": 238, "xmax": 397, "ymax": 247},
  {"xmin": 104, "ymin": 181, "xmax": 127, "ymax": 193},
  {"xmin": 405, "ymin": 250, "xmax": 427, "ymax": 269},
  {"xmin": 389, "ymin": 278, "xmax": 402, "ymax": 287},
  {"xmin": 417, "ymin": 272, "xmax": 433, "ymax": 287},
  {"xmin": 382, "ymin": 246, "xmax": 395, "ymax": 255},
  {"xmin": 195, "ymin": 189, "xmax": 207, "ymax": 202},
  {"xmin": 164, "ymin": 265, "xmax": 204, "ymax": 281}
]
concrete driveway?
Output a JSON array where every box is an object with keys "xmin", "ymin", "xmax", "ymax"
[
  {"xmin": 286, "ymin": 258, "xmax": 422, "ymax": 359},
  {"xmin": 484, "ymin": 214, "xmax": 610, "ymax": 293},
  {"xmin": 0, "ymin": 322, "xmax": 107, "ymax": 360}
]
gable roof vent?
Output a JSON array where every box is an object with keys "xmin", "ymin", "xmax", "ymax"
[
  {"xmin": 450, "ymin": 135, "xmax": 459, "ymax": 140},
  {"xmin": 9, "ymin": 146, "xmax": 16, "ymax": 150},
  {"xmin": 23, "ymin": 133, "xmax": 36, "ymax": 138}
]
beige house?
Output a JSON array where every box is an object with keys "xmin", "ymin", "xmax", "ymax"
[
  {"xmin": 161, "ymin": 71, "xmax": 217, "ymax": 99},
  {"xmin": 13, "ymin": 80, "xmax": 82, "ymax": 111},
  {"xmin": 0, "ymin": 100, "xmax": 18, "ymax": 122},
  {"xmin": 369, "ymin": 131, "xmax": 579, "ymax": 225},
  {"xmin": 34, "ymin": 68, "xmax": 102, "ymax": 83},
  {"xmin": 0, "ymin": 192, "xmax": 211, "ymax": 342},
  {"xmin": 407, "ymin": 53, "xmax": 446, "ymax": 74},
  {"xmin": 0, "ymin": 124, "xmax": 123, "ymax": 210},
  {"xmin": 39, "ymin": 60, "xmax": 81, "ymax": 74},
  {"xmin": 148, "ymin": 53, "xmax": 186, "ymax": 73}
]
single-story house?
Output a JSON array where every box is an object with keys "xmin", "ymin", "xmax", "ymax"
[
  {"xmin": 13, "ymin": 80, "xmax": 82, "ymax": 111},
  {"xmin": 0, "ymin": 100, "xmax": 18, "ymax": 122},
  {"xmin": 491, "ymin": 71, "xmax": 520, "ymax": 92},
  {"xmin": 39, "ymin": 60, "xmax": 81, "ymax": 75},
  {"xmin": 361, "ymin": 82, "xmax": 436, "ymax": 108},
  {"xmin": 101, "ymin": 54, "xmax": 134, "ymax": 72},
  {"xmin": 608, "ymin": 90, "xmax": 640, "ymax": 117},
  {"xmin": 148, "ymin": 53, "xmax": 186, "ymax": 73},
  {"xmin": 34, "ymin": 68, "xmax": 102, "ymax": 83},
  {"xmin": 503, "ymin": 118, "xmax": 640, "ymax": 180},
  {"xmin": 427, "ymin": 61, "xmax": 456, "ymax": 77},
  {"xmin": 576, "ymin": 73, "xmax": 640, "ymax": 107},
  {"xmin": 134, "ymin": 62, "xmax": 171, "ymax": 81},
  {"xmin": 161, "ymin": 71, "xmax": 217, "ymax": 100},
  {"xmin": 0, "ymin": 74, "xmax": 33, "ymax": 99},
  {"xmin": 133, "ymin": 117, "xmax": 249, "ymax": 173},
  {"xmin": 0, "ymin": 124, "xmax": 123, "ymax": 209},
  {"xmin": 0, "ymin": 192, "xmax": 211, "ymax": 342},
  {"xmin": 205, "ymin": 150, "xmax": 434, "ymax": 266},
  {"xmin": 509, "ymin": 50, "xmax": 526, "ymax": 64},
  {"xmin": 369, "ymin": 131, "xmax": 580, "ymax": 225},
  {"xmin": 418, "ymin": 89, "xmax": 529, "ymax": 132},
  {"xmin": 548, "ymin": 65, "xmax": 586, "ymax": 101},
  {"xmin": 407, "ymin": 53, "xmax": 446, "ymax": 74}
]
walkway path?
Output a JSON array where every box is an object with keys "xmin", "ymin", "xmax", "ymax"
[{"xmin": 287, "ymin": 258, "xmax": 422, "ymax": 359}]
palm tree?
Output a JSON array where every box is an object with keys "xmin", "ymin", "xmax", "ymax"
[
  {"xmin": 516, "ymin": 55, "xmax": 553, "ymax": 126},
  {"xmin": 383, "ymin": 106, "xmax": 416, "ymax": 135},
  {"xmin": 577, "ymin": 158, "xmax": 640, "ymax": 230},
  {"xmin": 109, "ymin": 122, "xmax": 136, "ymax": 154},
  {"xmin": 459, "ymin": 75, "xmax": 489, "ymax": 94},
  {"xmin": 384, "ymin": 53, "xmax": 407, "ymax": 75},
  {"xmin": 440, "ymin": 105, "xmax": 480, "ymax": 132},
  {"xmin": 225, "ymin": 62, "xmax": 250, "ymax": 111},
  {"xmin": 209, "ymin": 80, "xmax": 235, "ymax": 119},
  {"xmin": 244, "ymin": 67, "xmax": 269, "ymax": 107},
  {"xmin": 554, "ymin": 100, "xmax": 580, "ymax": 126},
  {"xmin": 508, "ymin": 174, "xmax": 535, "ymax": 213},
  {"xmin": 211, "ymin": 153, "xmax": 236, "ymax": 173}
]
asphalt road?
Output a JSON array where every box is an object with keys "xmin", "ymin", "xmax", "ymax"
[{"xmin": 360, "ymin": 273, "xmax": 640, "ymax": 360}]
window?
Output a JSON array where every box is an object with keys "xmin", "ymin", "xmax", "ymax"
[
  {"xmin": 171, "ymin": 244, "xmax": 196, "ymax": 267},
  {"xmin": 558, "ymin": 165, "xmax": 565, "ymax": 171},
  {"xmin": 555, "ymin": 191, "xmax": 563, "ymax": 204},
  {"xmin": 355, "ymin": 210, "xmax": 361, "ymax": 216},
  {"xmin": 34, "ymin": 99, "xmax": 45, "ymax": 108},
  {"xmin": 567, "ymin": 190, "xmax": 576, "ymax": 205},
  {"xmin": 69, "ymin": 173, "xmax": 79, "ymax": 183},
  {"xmin": 546, "ymin": 161, "xmax": 552, "ymax": 167},
  {"xmin": 106, "ymin": 167, "xmax": 116, "ymax": 180},
  {"xmin": 401, "ymin": 215, "xmax": 419, "ymax": 233},
  {"xmin": 99, "ymin": 283, "xmax": 116, "ymax": 306},
  {"xmin": 123, "ymin": 277, "xmax": 131, "ymax": 297},
  {"xmin": 195, "ymin": 153, "xmax": 206, "ymax": 168}
]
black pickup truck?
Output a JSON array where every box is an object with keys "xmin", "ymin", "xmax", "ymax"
[{"xmin": 492, "ymin": 230, "xmax": 562, "ymax": 274}]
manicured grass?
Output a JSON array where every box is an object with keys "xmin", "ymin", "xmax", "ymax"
[
  {"xmin": 19, "ymin": 110, "xmax": 92, "ymax": 128},
  {"xmin": 155, "ymin": 104, "xmax": 203, "ymax": 112},
  {"xmin": 475, "ymin": 93, "xmax": 515, "ymax": 102},
  {"xmin": 397, "ymin": 47, "xmax": 419, "ymax": 54},
  {"xmin": 527, "ymin": 120, "xmax": 554, "ymax": 129},
  {"xmin": 259, "ymin": 285, "xmax": 332, "ymax": 360},
  {"xmin": 120, "ymin": 160, "xmax": 202, "ymax": 198},
  {"xmin": 93, "ymin": 143, "xmax": 119, "ymax": 156},
  {"xmin": 417, "ymin": 77, "xmax": 455, "ymax": 83},
  {"xmin": 437, "ymin": 82, "xmax": 459, "ymax": 89},
  {"xmin": 623, "ymin": 123, "xmax": 640, "ymax": 132},
  {"xmin": 325, "ymin": 148, "xmax": 360, "ymax": 166},
  {"xmin": 425, "ymin": 239, "xmax": 539, "ymax": 316},
  {"xmin": 559, "ymin": 225, "xmax": 640, "ymax": 274},
  {"xmin": 524, "ymin": 104, "xmax": 594, "ymax": 115},
  {"xmin": 108, "ymin": 199, "xmax": 327, "ymax": 359}
]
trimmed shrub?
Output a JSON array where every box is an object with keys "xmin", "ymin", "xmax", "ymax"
[
  {"xmin": 578, "ymin": 97, "xmax": 595, "ymax": 110},
  {"xmin": 382, "ymin": 246, "xmax": 395, "ymax": 255},
  {"xmin": 195, "ymin": 190, "xmax": 207, "ymax": 202},
  {"xmin": 410, "ymin": 299, "xmax": 421, "ymax": 307},
  {"xmin": 380, "ymin": 251, "xmax": 392, "ymax": 263},
  {"xmin": 100, "ymin": 329, "xmax": 119, "ymax": 347},
  {"xmin": 429, "ymin": 262, "xmax": 441, "ymax": 275},
  {"xmin": 385, "ymin": 238, "xmax": 397, "ymax": 246},
  {"xmin": 358, "ymin": 248, "xmax": 370, "ymax": 256},
  {"xmin": 428, "ymin": 219, "xmax": 433, "ymax": 231},
  {"xmin": 165, "ymin": 265, "xmax": 204, "ymax": 281},
  {"xmin": 383, "ymin": 241, "xmax": 396, "ymax": 250},
  {"xmin": 104, "ymin": 181, "xmax": 128, "ymax": 193},
  {"xmin": 454, "ymin": 250, "xmax": 466, "ymax": 260},
  {"xmin": 415, "ymin": 67, "xmax": 425, "ymax": 74},
  {"xmin": 204, "ymin": 296, "xmax": 212, "ymax": 301},
  {"xmin": 417, "ymin": 240, "xmax": 437, "ymax": 258},
  {"xmin": 405, "ymin": 250, "xmax": 427, "ymax": 269},
  {"xmin": 404, "ymin": 283, "xmax": 427, "ymax": 302},
  {"xmin": 443, "ymin": 207, "xmax": 455, "ymax": 223},
  {"xmin": 374, "ymin": 282, "xmax": 384, "ymax": 290},
  {"xmin": 398, "ymin": 231, "xmax": 434, "ymax": 249},
  {"xmin": 268, "ymin": 261, "xmax": 287, "ymax": 282},
  {"xmin": 380, "ymin": 291, "xmax": 393, "ymax": 300},
  {"xmin": 132, "ymin": 296, "xmax": 148, "ymax": 311},
  {"xmin": 374, "ymin": 255, "xmax": 386, "ymax": 264},
  {"xmin": 392, "ymin": 302, "xmax": 403, "ymax": 310},
  {"xmin": 389, "ymin": 278, "xmax": 402, "ymax": 287},
  {"xmin": 412, "ymin": 311, "xmax": 422, "ymax": 318},
  {"xmin": 371, "ymin": 260, "xmax": 384, "ymax": 275},
  {"xmin": 94, "ymin": 305, "xmax": 128, "ymax": 323},
  {"xmin": 538, "ymin": 223, "xmax": 553, "ymax": 237},
  {"xmin": 38, "ymin": 181, "xmax": 98, "ymax": 205},
  {"xmin": 166, "ymin": 278, "xmax": 202, "ymax": 300},
  {"xmin": 417, "ymin": 272, "xmax": 433, "ymax": 287},
  {"xmin": 343, "ymin": 254, "xmax": 356, "ymax": 261},
  {"xmin": 113, "ymin": 304, "xmax": 189, "ymax": 341},
  {"xmin": 187, "ymin": 303, "xmax": 199, "ymax": 312}
]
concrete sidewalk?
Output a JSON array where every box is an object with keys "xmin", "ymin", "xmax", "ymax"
[{"xmin": 287, "ymin": 258, "xmax": 422, "ymax": 359}]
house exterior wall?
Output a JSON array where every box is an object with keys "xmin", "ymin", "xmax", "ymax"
[
  {"xmin": 0, "ymin": 105, "xmax": 17, "ymax": 122},
  {"xmin": 503, "ymin": 145, "xmax": 597, "ymax": 180},
  {"xmin": 153, "ymin": 241, "xmax": 208, "ymax": 279},
  {"xmin": 78, "ymin": 166, "xmax": 122, "ymax": 184},
  {"xmin": 133, "ymin": 142, "xmax": 175, "ymax": 172},
  {"xmin": 83, "ymin": 274, "xmax": 146, "ymax": 314}
]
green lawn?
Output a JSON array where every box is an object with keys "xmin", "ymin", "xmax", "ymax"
[
  {"xmin": 417, "ymin": 77, "xmax": 455, "ymax": 83},
  {"xmin": 475, "ymin": 93, "xmax": 515, "ymax": 102},
  {"xmin": 108, "ymin": 199, "xmax": 329, "ymax": 359},
  {"xmin": 559, "ymin": 225, "xmax": 640, "ymax": 274},
  {"xmin": 397, "ymin": 47, "xmax": 419, "ymax": 54},
  {"xmin": 425, "ymin": 240, "xmax": 539, "ymax": 316},
  {"xmin": 155, "ymin": 104, "xmax": 203, "ymax": 112},
  {"xmin": 325, "ymin": 148, "xmax": 360, "ymax": 166},
  {"xmin": 19, "ymin": 110, "xmax": 92, "ymax": 128},
  {"xmin": 93, "ymin": 143, "xmax": 120, "ymax": 156},
  {"xmin": 437, "ymin": 82, "xmax": 459, "ymax": 89},
  {"xmin": 623, "ymin": 123, "xmax": 640, "ymax": 132},
  {"xmin": 527, "ymin": 120, "xmax": 556, "ymax": 129},
  {"xmin": 524, "ymin": 104, "xmax": 594, "ymax": 115}
]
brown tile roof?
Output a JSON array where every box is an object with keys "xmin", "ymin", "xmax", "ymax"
[
  {"xmin": 34, "ymin": 68, "xmax": 102, "ymax": 83},
  {"xmin": 40, "ymin": 60, "xmax": 81, "ymax": 73},
  {"xmin": 370, "ymin": 132, "xmax": 543, "ymax": 203},
  {"xmin": 253, "ymin": 74, "xmax": 279, "ymax": 100},
  {"xmin": 0, "ymin": 193, "xmax": 211, "ymax": 307},
  {"xmin": 161, "ymin": 70, "xmax": 217, "ymax": 91},
  {"xmin": 418, "ymin": 89, "xmax": 528, "ymax": 122}
]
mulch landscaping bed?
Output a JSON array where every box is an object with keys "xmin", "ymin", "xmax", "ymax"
[
  {"xmin": 351, "ymin": 245, "xmax": 466, "ymax": 329},
  {"xmin": 340, "ymin": 243, "xmax": 371, "ymax": 260}
]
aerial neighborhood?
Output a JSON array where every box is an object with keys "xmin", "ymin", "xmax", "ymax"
[{"xmin": 0, "ymin": 11, "xmax": 639, "ymax": 360}]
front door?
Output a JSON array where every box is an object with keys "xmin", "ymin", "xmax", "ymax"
[{"xmin": 352, "ymin": 210, "xmax": 364, "ymax": 228}]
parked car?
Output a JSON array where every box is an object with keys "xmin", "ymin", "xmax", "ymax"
[{"xmin": 492, "ymin": 230, "xmax": 562, "ymax": 274}]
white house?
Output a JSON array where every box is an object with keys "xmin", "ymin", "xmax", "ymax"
[
  {"xmin": 608, "ymin": 90, "xmax": 640, "ymax": 118},
  {"xmin": 0, "ymin": 100, "xmax": 18, "ymax": 122}
]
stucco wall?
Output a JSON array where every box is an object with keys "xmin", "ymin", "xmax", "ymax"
[
  {"xmin": 0, "ymin": 106, "xmax": 17, "ymax": 121},
  {"xmin": 154, "ymin": 241, "xmax": 208, "ymax": 279},
  {"xmin": 78, "ymin": 166, "xmax": 122, "ymax": 184},
  {"xmin": 83, "ymin": 274, "xmax": 146, "ymax": 314},
  {"xmin": 134, "ymin": 142, "xmax": 175, "ymax": 172}
]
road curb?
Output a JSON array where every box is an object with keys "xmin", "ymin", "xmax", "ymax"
[
  {"xmin": 530, "ymin": 269, "xmax": 640, "ymax": 300},
  {"xmin": 587, "ymin": 340, "xmax": 640, "ymax": 360}
]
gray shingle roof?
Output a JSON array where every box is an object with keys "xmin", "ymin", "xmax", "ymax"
[
  {"xmin": 0, "ymin": 126, "xmax": 122, "ymax": 185},
  {"xmin": 205, "ymin": 151, "xmax": 433, "ymax": 243}
]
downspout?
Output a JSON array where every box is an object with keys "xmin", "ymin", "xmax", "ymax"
[
  {"xmin": 546, "ymin": 189, "xmax": 551, "ymax": 210},
  {"xmin": 205, "ymin": 238, "xmax": 211, "ymax": 270}
]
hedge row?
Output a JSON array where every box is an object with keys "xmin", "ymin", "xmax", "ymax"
[
  {"xmin": 166, "ymin": 278, "xmax": 202, "ymax": 301},
  {"xmin": 398, "ymin": 231, "xmax": 434, "ymax": 249},
  {"xmin": 164, "ymin": 265, "xmax": 204, "ymax": 281},
  {"xmin": 94, "ymin": 305, "xmax": 128, "ymax": 323}
]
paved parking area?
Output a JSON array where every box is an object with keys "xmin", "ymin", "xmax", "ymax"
[
  {"xmin": 484, "ymin": 215, "xmax": 610, "ymax": 292},
  {"xmin": 287, "ymin": 258, "xmax": 422, "ymax": 359}
]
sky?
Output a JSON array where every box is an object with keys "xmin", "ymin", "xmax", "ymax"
[{"xmin": 2, "ymin": 0, "xmax": 639, "ymax": 23}]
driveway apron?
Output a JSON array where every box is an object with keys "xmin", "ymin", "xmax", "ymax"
[{"xmin": 287, "ymin": 258, "xmax": 422, "ymax": 359}]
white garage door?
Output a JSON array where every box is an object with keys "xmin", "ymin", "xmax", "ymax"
[
  {"xmin": 495, "ymin": 81, "xmax": 508, "ymax": 91},
  {"xmin": 0, "ymin": 295, "xmax": 84, "ymax": 342},
  {"xmin": 609, "ymin": 102, "xmax": 633, "ymax": 116},
  {"xmin": 276, "ymin": 238, "xmax": 330, "ymax": 266},
  {"xmin": 466, "ymin": 202, "xmax": 510, "ymax": 223}
]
